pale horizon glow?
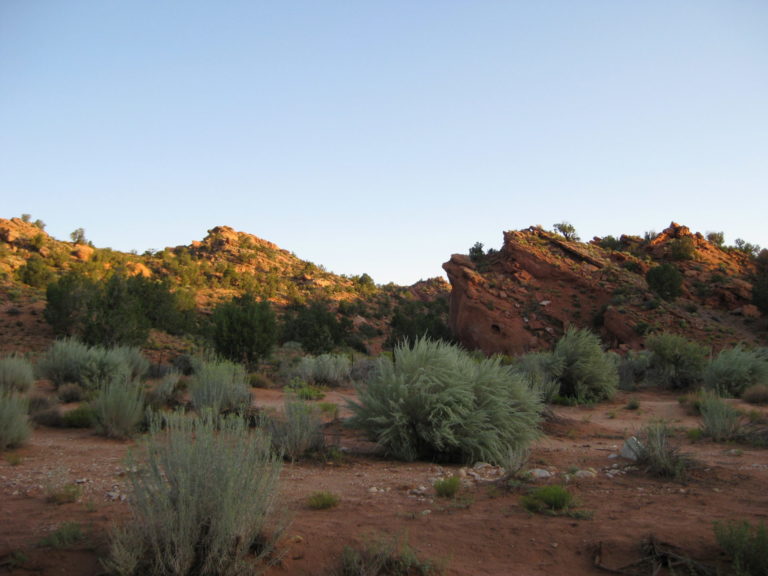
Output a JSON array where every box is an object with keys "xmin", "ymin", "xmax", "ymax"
[{"xmin": 1, "ymin": 2, "xmax": 766, "ymax": 285}]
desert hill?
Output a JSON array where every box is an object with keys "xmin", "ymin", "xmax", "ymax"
[
  {"xmin": 0, "ymin": 216, "xmax": 449, "ymax": 354},
  {"xmin": 444, "ymin": 222, "xmax": 767, "ymax": 356}
]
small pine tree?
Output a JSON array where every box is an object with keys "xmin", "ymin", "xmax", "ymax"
[
  {"xmin": 553, "ymin": 222, "xmax": 579, "ymax": 242},
  {"xmin": 210, "ymin": 294, "xmax": 277, "ymax": 365}
]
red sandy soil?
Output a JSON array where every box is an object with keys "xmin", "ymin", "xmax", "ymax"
[{"xmin": 2, "ymin": 388, "xmax": 767, "ymax": 576}]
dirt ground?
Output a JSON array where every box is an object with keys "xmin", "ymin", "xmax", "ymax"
[{"xmin": 2, "ymin": 388, "xmax": 767, "ymax": 576}]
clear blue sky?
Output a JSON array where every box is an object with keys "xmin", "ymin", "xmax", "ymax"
[{"xmin": 2, "ymin": 1, "xmax": 766, "ymax": 285}]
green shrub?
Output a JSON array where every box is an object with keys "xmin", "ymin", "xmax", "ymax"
[
  {"xmin": 0, "ymin": 392, "xmax": 30, "ymax": 451},
  {"xmin": 209, "ymin": 294, "xmax": 277, "ymax": 366},
  {"xmin": 104, "ymin": 411, "xmax": 282, "ymax": 576},
  {"xmin": 306, "ymin": 491, "xmax": 340, "ymax": 510},
  {"xmin": 704, "ymin": 346, "xmax": 768, "ymax": 397},
  {"xmin": 513, "ymin": 352, "xmax": 563, "ymax": 402},
  {"xmin": 433, "ymin": 476, "xmax": 461, "ymax": 498},
  {"xmin": 637, "ymin": 421, "xmax": 688, "ymax": 480},
  {"xmin": 38, "ymin": 522, "xmax": 84, "ymax": 549},
  {"xmin": 743, "ymin": 384, "xmax": 768, "ymax": 405},
  {"xmin": 551, "ymin": 327, "xmax": 618, "ymax": 403},
  {"xmin": 287, "ymin": 379, "xmax": 326, "ymax": 400},
  {"xmin": 646, "ymin": 263, "xmax": 683, "ymax": 301},
  {"xmin": 617, "ymin": 350, "xmax": 652, "ymax": 391},
  {"xmin": 91, "ymin": 377, "xmax": 145, "ymax": 439},
  {"xmin": 36, "ymin": 339, "xmax": 147, "ymax": 391},
  {"xmin": 521, "ymin": 485, "xmax": 574, "ymax": 513},
  {"xmin": 669, "ymin": 237, "xmax": 696, "ymax": 261},
  {"xmin": 61, "ymin": 404, "xmax": 96, "ymax": 428},
  {"xmin": 333, "ymin": 537, "xmax": 442, "ymax": 576},
  {"xmin": 0, "ymin": 356, "xmax": 34, "ymax": 393},
  {"xmin": 295, "ymin": 354, "xmax": 351, "ymax": 386},
  {"xmin": 714, "ymin": 520, "xmax": 768, "ymax": 576},
  {"xmin": 146, "ymin": 371, "xmax": 181, "ymax": 409},
  {"xmin": 645, "ymin": 333, "xmax": 707, "ymax": 389},
  {"xmin": 57, "ymin": 383, "xmax": 84, "ymax": 403},
  {"xmin": 188, "ymin": 359, "xmax": 251, "ymax": 414},
  {"xmin": 267, "ymin": 399, "xmax": 325, "ymax": 462},
  {"xmin": 699, "ymin": 391, "xmax": 742, "ymax": 442},
  {"xmin": 348, "ymin": 338, "xmax": 542, "ymax": 464}
]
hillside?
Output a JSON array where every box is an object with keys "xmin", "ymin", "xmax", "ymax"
[
  {"xmin": 444, "ymin": 222, "xmax": 767, "ymax": 356},
  {"xmin": 0, "ymin": 216, "xmax": 449, "ymax": 355}
]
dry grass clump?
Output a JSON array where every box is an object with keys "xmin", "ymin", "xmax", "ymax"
[{"xmin": 0, "ymin": 391, "xmax": 30, "ymax": 451}]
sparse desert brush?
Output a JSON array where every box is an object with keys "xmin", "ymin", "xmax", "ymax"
[
  {"xmin": 306, "ymin": 491, "xmax": 340, "ymax": 510},
  {"xmin": 617, "ymin": 350, "xmax": 652, "ymax": 391},
  {"xmin": 646, "ymin": 263, "xmax": 683, "ymax": 301},
  {"xmin": 91, "ymin": 377, "xmax": 145, "ymax": 439},
  {"xmin": 742, "ymin": 384, "xmax": 768, "ymax": 405},
  {"xmin": 145, "ymin": 370, "xmax": 181, "ymax": 409},
  {"xmin": 0, "ymin": 391, "xmax": 30, "ymax": 451},
  {"xmin": 433, "ymin": 476, "xmax": 461, "ymax": 498},
  {"xmin": 348, "ymin": 338, "xmax": 542, "ymax": 464},
  {"xmin": 38, "ymin": 522, "xmax": 84, "ymax": 549},
  {"xmin": 625, "ymin": 398, "xmax": 640, "ymax": 410},
  {"xmin": 57, "ymin": 383, "xmax": 84, "ymax": 403},
  {"xmin": 295, "ymin": 354, "xmax": 351, "ymax": 386},
  {"xmin": 637, "ymin": 420, "xmax": 689, "ymax": 480},
  {"xmin": 188, "ymin": 358, "xmax": 251, "ymax": 414},
  {"xmin": 0, "ymin": 355, "xmax": 34, "ymax": 393},
  {"xmin": 521, "ymin": 485, "xmax": 574, "ymax": 514},
  {"xmin": 699, "ymin": 391, "xmax": 742, "ymax": 442},
  {"xmin": 333, "ymin": 537, "xmax": 443, "ymax": 576},
  {"xmin": 714, "ymin": 519, "xmax": 768, "ymax": 576},
  {"xmin": 104, "ymin": 411, "xmax": 283, "ymax": 576},
  {"xmin": 704, "ymin": 346, "xmax": 768, "ymax": 398},
  {"xmin": 513, "ymin": 351, "xmax": 562, "ymax": 402},
  {"xmin": 646, "ymin": 333, "xmax": 707, "ymax": 389},
  {"xmin": 267, "ymin": 399, "xmax": 325, "ymax": 462},
  {"xmin": 551, "ymin": 327, "xmax": 618, "ymax": 403}
]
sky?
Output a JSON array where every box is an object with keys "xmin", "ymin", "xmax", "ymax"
[{"xmin": 1, "ymin": 1, "xmax": 767, "ymax": 285}]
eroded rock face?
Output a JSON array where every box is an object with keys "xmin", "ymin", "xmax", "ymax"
[{"xmin": 444, "ymin": 223, "xmax": 763, "ymax": 356}]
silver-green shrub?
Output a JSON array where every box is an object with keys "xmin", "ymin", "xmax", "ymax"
[
  {"xmin": 637, "ymin": 420, "xmax": 688, "ymax": 480},
  {"xmin": 0, "ymin": 391, "xmax": 31, "ymax": 451},
  {"xmin": 36, "ymin": 339, "xmax": 148, "ymax": 391},
  {"xmin": 703, "ymin": 346, "xmax": 768, "ymax": 398},
  {"xmin": 0, "ymin": 355, "xmax": 34, "ymax": 393},
  {"xmin": 104, "ymin": 411, "xmax": 282, "ymax": 576},
  {"xmin": 645, "ymin": 333, "xmax": 707, "ymax": 389},
  {"xmin": 91, "ymin": 377, "xmax": 145, "ymax": 438},
  {"xmin": 267, "ymin": 398, "xmax": 325, "ymax": 462},
  {"xmin": 348, "ymin": 338, "xmax": 542, "ymax": 464},
  {"xmin": 295, "ymin": 354, "xmax": 351, "ymax": 386},
  {"xmin": 699, "ymin": 391, "xmax": 742, "ymax": 442},
  {"xmin": 188, "ymin": 359, "xmax": 250, "ymax": 414},
  {"xmin": 512, "ymin": 351, "xmax": 563, "ymax": 402},
  {"xmin": 617, "ymin": 350, "xmax": 652, "ymax": 391},
  {"xmin": 551, "ymin": 327, "xmax": 618, "ymax": 402}
]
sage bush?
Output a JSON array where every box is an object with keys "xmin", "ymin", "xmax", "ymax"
[
  {"xmin": 348, "ymin": 338, "xmax": 542, "ymax": 464},
  {"xmin": 105, "ymin": 411, "xmax": 282, "ymax": 576}
]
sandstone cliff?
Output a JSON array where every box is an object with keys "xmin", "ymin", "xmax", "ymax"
[{"xmin": 443, "ymin": 223, "xmax": 764, "ymax": 355}]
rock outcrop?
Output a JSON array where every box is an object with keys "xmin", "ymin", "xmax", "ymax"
[{"xmin": 444, "ymin": 223, "xmax": 763, "ymax": 355}]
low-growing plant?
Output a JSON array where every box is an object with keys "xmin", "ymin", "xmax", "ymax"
[
  {"xmin": 637, "ymin": 420, "xmax": 689, "ymax": 480},
  {"xmin": 104, "ymin": 411, "xmax": 283, "ymax": 576},
  {"xmin": 699, "ymin": 391, "xmax": 742, "ymax": 442},
  {"xmin": 521, "ymin": 485, "xmax": 574, "ymax": 514},
  {"xmin": 742, "ymin": 384, "xmax": 768, "ymax": 405},
  {"xmin": 625, "ymin": 398, "xmax": 640, "ymax": 410},
  {"xmin": 188, "ymin": 358, "xmax": 251, "ymax": 414},
  {"xmin": 317, "ymin": 402, "xmax": 339, "ymax": 421},
  {"xmin": 267, "ymin": 399, "xmax": 325, "ymax": 462},
  {"xmin": 38, "ymin": 522, "xmax": 84, "ymax": 549},
  {"xmin": 551, "ymin": 327, "xmax": 618, "ymax": 403},
  {"xmin": 46, "ymin": 482, "xmax": 81, "ymax": 505},
  {"xmin": 61, "ymin": 404, "xmax": 95, "ymax": 428},
  {"xmin": 287, "ymin": 378, "xmax": 326, "ymax": 400},
  {"xmin": 348, "ymin": 338, "xmax": 542, "ymax": 464},
  {"xmin": 4, "ymin": 452, "xmax": 23, "ymax": 466},
  {"xmin": 306, "ymin": 491, "xmax": 340, "ymax": 510},
  {"xmin": 0, "ymin": 355, "xmax": 34, "ymax": 393},
  {"xmin": 646, "ymin": 333, "xmax": 707, "ymax": 389},
  {"xmin": 704, "ymin": 346, "xmax": 768, "ymax": 398},
  {"xmin": 57, "ymin": 383, "xmax": 84, "ymax": 403},
  {"xmin": 145, "ymin": 370, "xmax": 181, "ymax": 409},
  {"xmin": 91, "ymin": 377, "xmax": 145, "ymax": 439},
  {"xmin": 433, "ymin": 476, "xmax": 461, "ymax": 498},
  {"xmin": 714, "ymin": 519, "xmax": 768, "ymax": 576},
  {"xmin": 0, "ymin": 391, "xmax": 30, "ymax": 451},
  {"xmin": 617, "ymin": 350, "xmax": 652, "ymax": 391},
  {"xmin": 333, "ymin": 537, "xmax": 442, "ymax": 576}
]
